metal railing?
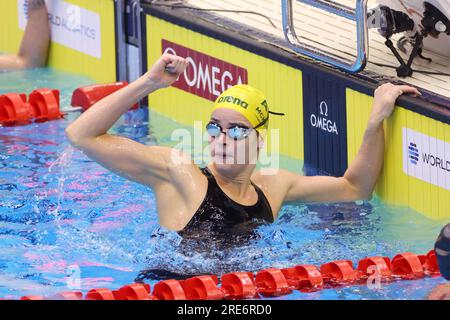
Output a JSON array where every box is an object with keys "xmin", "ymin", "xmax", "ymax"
[{"xmin": 281, "ymin": 0, "xmax": 369, "ymax": 73}]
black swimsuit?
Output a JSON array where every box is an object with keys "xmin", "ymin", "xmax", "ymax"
[
  {"xmin": 135, "ymin": 167, "xmax": 274, "ymax": 282},
  {"xmin": 178, "ymin": 166, "xmax": 274, "ymax": 238}
]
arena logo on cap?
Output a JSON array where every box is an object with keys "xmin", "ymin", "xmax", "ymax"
[
  {"xmin": 162, "ymin": 40, "xmax": 248, "ymax": 101},
  {"xmin": 217, "ymin": 96, "xmax": 249, "ymax": 108},
  {"xmin": 402, "ymin": 127, "xmax": 450, "ymax": 190}
]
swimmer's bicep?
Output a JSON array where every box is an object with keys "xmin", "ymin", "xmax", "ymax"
[
  {"xmin": 283, "ymin": 173, "xmax": 365, "ymax": 203},
  {"xmin": 79, "ymin": 134, "xmax": 176, "ymax": 187}
]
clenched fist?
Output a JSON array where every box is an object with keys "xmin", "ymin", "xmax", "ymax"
[{"xmin": 145, "ymin": 54, "xmax": 189, "ymax": 89}]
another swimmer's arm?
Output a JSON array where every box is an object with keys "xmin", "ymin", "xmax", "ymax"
[
  {"xmin": 283, "ymin": 83, "xmax": 420, "ymax": 203},
  {"xmin": 0, "ymin": 0, "xmax": 50, "ymax": 71},
  {"xmin": 66, "ymin": 54, "xmax": 189, "ymax": 187}
]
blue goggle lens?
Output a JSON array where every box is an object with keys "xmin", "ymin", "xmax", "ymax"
[
  {"xmin": 206, "ymin": 123, "xmax": 249, "ymax": 140},
  {"xmin": 206, "ymin": 123, "xmax": 222, "ymax": 137},
  {"xmin": 228, "ymin": 126, "xmax": 247, "ymax": 140}
]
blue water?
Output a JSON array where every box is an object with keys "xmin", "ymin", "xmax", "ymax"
[{"xmin": 0, "ymin": 68, "xmax": 448, "ymax": 300}]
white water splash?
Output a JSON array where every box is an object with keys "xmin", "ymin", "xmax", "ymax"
[{"xmin": 43, "ymin": 146, "xmax": 74, "ymax": 218}]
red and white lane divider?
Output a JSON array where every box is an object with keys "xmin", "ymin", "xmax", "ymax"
[
  {"xmin": 0, "ymin": 82, "xmax": 137, "ymax": 127},
  {"xmin": 71, "ymin": 82, "xmax": 138, "ymax": 112},
  {"xmin": 14, "ymin": 250, "xmax": 441, "ymax": 300},
  {"xmin": 0, "ymin": 89, "xmax": 62, "ymax": 126}
]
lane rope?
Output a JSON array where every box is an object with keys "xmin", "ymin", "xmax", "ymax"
[{"xmin": 15, "ymin": 250, "xmax": 441, "ymax": 300}]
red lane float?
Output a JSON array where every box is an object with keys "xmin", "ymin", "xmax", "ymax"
[
  {"xmin": 14, "ymin": 250, "xmax": 443, "ymax": 301},
  {"xmin": 320, "ymin": 260, "xmax": 357, "ymax": 284},
  {"xmin": 29, "ymin": 89, "xmax": 62, "ymax": 122},
  {"xmin": 0, "ymin": 93, "xmax": 32, "ymax": 125},
  {"xmin": 71, "ymin": 82, "xmax": 138, "ymax": 111},
  {"xmin": 391, "ymin": 252, "xmax": 425, "ymax": 279},
  {"xmin": 180, "ymin": 275, "xmax": 224, "ymax": 300},
  {"xmin": 0, "ymin": 89, "xmax": 62, "ymax": 126},
  {"xmin": 419, "ymin": 250, "xmax": 440, "ymax": 275},
  {"xmin": 112, "ymin": 283, "xmax": 151, "ymax": 300},
  {"xmin": 152, "ymin": 279, "xmax": 187, "ymax": 300},
  {"xmin": 221, "ymin": 272, "xmax": 257, "ymax": 299},
  {"xmin": 281, "ymin": 264, "xmax": 323, "ymax": 291},
  {"xmin": 85, "ymin": 288, "xmax": 116, "ymax": 300},
  {"xmin": 255, "ymin": 268, "xmax": 292, "ymax": 297},
  {"xmin": 357, "ymin": 256, "xmax": 392, "ymax": 280}
]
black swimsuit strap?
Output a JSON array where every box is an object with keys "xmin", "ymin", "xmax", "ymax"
[
  {"xmin": 202, "ymin": 166, "xmax": 214, "ymax": 179},
  {"xmin": 251, "ymin": 182, "xmax": 273, "ymax": 218}
]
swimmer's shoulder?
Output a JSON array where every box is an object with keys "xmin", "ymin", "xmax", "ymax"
[
  {"xmin": 149, "ymin": 147, "xmax": 206, "ymax": 201},
  {"xmin": 164, "ymin": 150, "xmax": 207, "ymax": 187},
  {"xmin": 154, "ymin": 155, "xmax": 208, "ymax": 231},
  {"xmin": 252, "ymin": 168, "xmax": 307, "ymax": 200},
  {"xmin": 251, "ymin": 169, "xmax": 296, "ymax": 217},
  {"xmin": 251, "ymin": 168, "xmax": 298, "ymax": 187}
]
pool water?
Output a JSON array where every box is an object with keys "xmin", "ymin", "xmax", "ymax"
[{"xmin": 0, "ymin": 68, "xmax": 448, "ymax": 300}]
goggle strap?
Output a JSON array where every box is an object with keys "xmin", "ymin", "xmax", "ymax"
[
  {"xmin": 254, "ymin": 110, "xmax": 285, "ymax": 130},
  {"xmin": 268, "ymin": 110, "xmax": 285, "ymax": 116}
]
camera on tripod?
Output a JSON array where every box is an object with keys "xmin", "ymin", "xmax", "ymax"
[{"xmin": 367, "ymin": 1, "xmax": 450, "ymax": 77}]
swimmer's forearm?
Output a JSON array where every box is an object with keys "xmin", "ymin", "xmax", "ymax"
[
  {"xmin": 17, "ymin": 0, "xmax": 50, "ymax": 68},
  {"xmin": 0, "ymin": 55, "xmax": 25, "ymax": 72},
  {"xmin": 343, "ymin": 117, "xmax": 384, "ymax": 199},
  {"xmin": 66, "ymin": 76, "xmax": 159, "ymax": 144}
]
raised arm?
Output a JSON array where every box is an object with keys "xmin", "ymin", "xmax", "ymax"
[
  {"xmin": 283, "ymin": 83, "xmax": 421, "ymax": 203},
  {"xmin": 65, "ymin": 54, "xmax": 189, "ymax": 188},
  {"xmin": 0, "ymin": 0, "xmax": 50, "ymax": 71}
]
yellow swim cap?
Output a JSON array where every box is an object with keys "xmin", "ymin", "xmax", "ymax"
[{"xmin": 212, "ymin": 84, "xmax": 270, "ymax": 131}]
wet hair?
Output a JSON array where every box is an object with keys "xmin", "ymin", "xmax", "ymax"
[{"xmin": 435, "ymin": 223, "xmax": 450, "ymax": 280}]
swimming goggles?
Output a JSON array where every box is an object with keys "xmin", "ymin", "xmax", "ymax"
[{"xmin": 206, "ymin": 122, "xmax": 252, "ymax": 140}]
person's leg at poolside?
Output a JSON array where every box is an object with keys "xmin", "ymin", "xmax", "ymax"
[{"xmin": 0, "ymin": 0, "xmax": 50, "ymax": 71}]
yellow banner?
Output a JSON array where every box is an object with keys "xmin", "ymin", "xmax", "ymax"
[{"xmin": 0, "ymin": 0, "xmax": 116, "ymax": 82}]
